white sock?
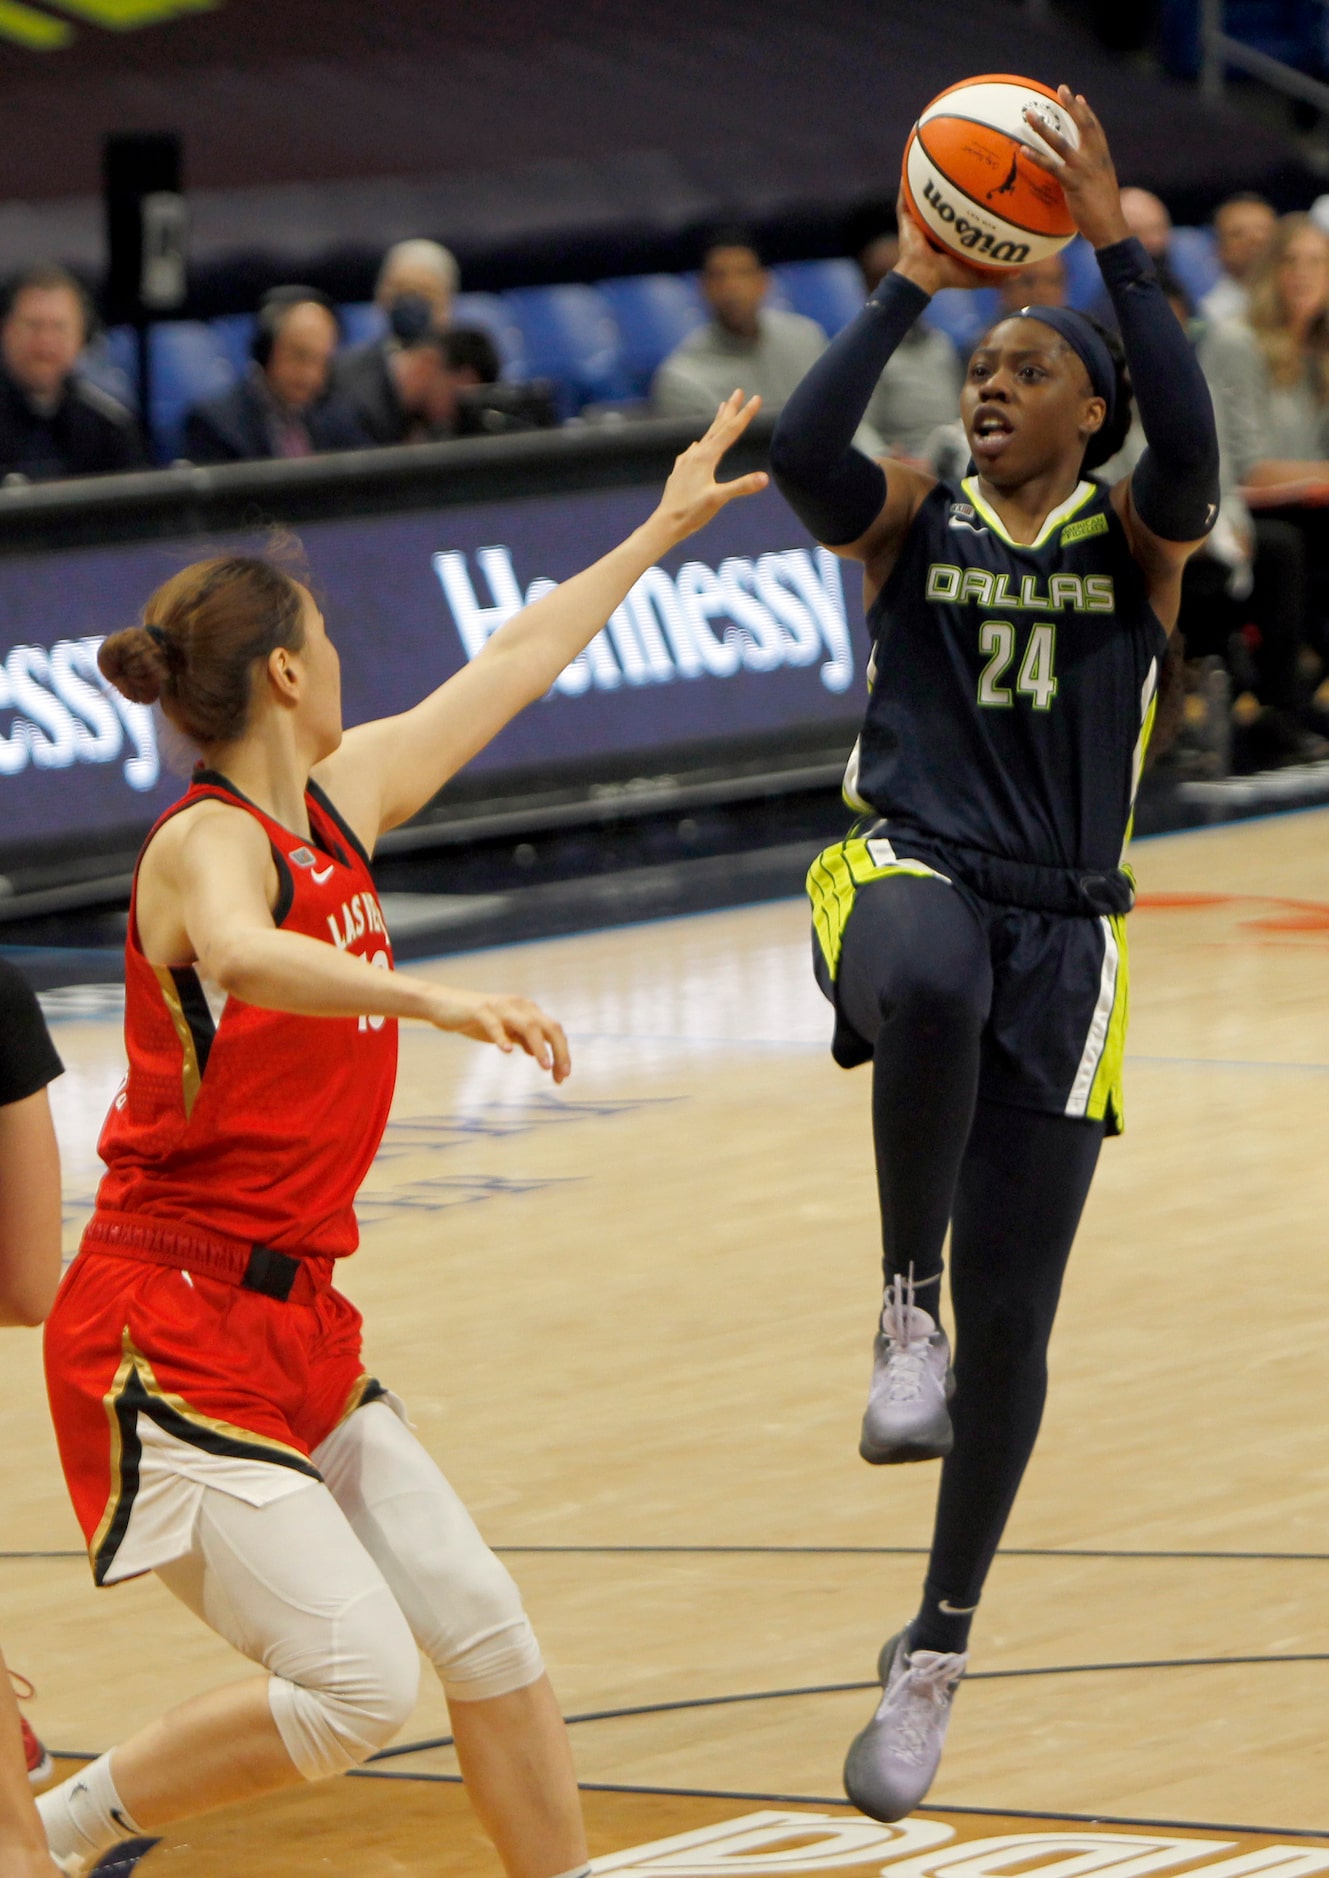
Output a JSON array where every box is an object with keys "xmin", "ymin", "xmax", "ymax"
[{"xmin": 37, "ymin": 1753, "xmax": 144, "ymax": 1864}]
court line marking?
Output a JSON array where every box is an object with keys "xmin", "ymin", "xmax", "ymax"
[
  {"xmin": 12, "ymin": 1544, "xmax": 1329, "ymax": 1563},
  {"xmin": 364, "ymin": 1653, "xmax": 1329, "ymax": 1766},
  {"xmin": 492, "ymin": 1543, "xmax": 1329, "ymax": 1562},
  {"xmin": 349, "ymin": 1769, "xmax": 1329, "ymax": 1843},
  {"xmin": 43, "ymin": 1753, "xmax": 1329, "ymax": 1844},
  {"xmin": 546, "ymin": 1035, "xmax": 1329, "ymax": 1074}
]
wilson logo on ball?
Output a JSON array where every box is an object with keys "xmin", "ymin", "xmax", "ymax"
[
  {"xmin": 902, "ymin": 72, "xmax": 1079, "ymax": 274},
  {"xmin": 918, "ymin": 179, "xmax": 1032, "ymax": 265}
]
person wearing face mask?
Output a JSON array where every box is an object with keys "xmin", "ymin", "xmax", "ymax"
[
  {"xmin": 0, "ymin": 265, "xmax": 145, "ymax": 482},
  {"xmin": 332, "ymin": 295, "xmax": 501, "ymax": 445}
]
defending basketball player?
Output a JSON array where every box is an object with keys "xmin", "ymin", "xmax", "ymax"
[
  {"xmin": 35, "ymin": 394, "xmax": 766, "ymax": 1878},
  {"xmin": 770, "ymin": 89, "xmax": 1218, "ymax": 1818},
  {"xmin": 0, "ymin": 961, "xmax": 64, "ymax": 1878}
]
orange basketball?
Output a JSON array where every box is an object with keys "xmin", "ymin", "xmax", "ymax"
[{"xmin": 901, "ymin": 74, "xmax": 1079, "ymax": 272}]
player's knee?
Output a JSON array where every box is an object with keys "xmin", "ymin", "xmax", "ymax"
[
  {"xmin": 421, "ymin": 1548, "xmax": 545, "ymax": 1702},
  {"xmin": 886, "ymin": 959, "xmax": 985, "ymax": 1039},
  {"xmin": 268, "ymin": 1584, "xmax": 420, "ymax": 1780},
  {"xmin": 962, "ymin": 1290, "xmax": 1055, "ymax": 1372},
  {"xmin": 439, "ymin": 1610, "xmax": 545, "ymax": 1703}
]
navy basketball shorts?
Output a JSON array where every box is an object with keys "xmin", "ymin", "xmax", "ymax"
[{"xmin": 807, "ymin": 831, "xmax": 1130, "ymax": 1135}]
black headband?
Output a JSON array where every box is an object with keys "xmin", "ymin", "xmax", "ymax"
[{"xmin": 1013, "ymin": 305, "xmax": 1117, "ymax": 425}]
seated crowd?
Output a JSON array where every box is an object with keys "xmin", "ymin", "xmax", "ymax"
[
  {"xmin": 2, "ymin": 199, "xmax": 1328, "ymax": 770},
  {"xmin": 0, "ymin": 239, "xmax": 503, "ymax": 479}
]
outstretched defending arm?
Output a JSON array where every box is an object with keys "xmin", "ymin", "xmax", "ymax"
[
  {"xmin": 1022, "ymin": 88, "xmax": 1219, "ymax": 551},
  {"xmin": 317, "ymin": 391, "xmax": 767, "ymax": 841}
]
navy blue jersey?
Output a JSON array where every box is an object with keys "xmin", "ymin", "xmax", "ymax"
[{"xmin": 845, "ymin": 476, "xmax": 1167, "ymax": 875}]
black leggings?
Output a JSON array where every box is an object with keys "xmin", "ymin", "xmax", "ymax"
[{"xmin": 835, "ymin": 874, "xmax": 1103, "ymax": 1642}]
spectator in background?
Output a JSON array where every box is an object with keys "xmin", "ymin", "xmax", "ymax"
[
  {"xmin": 0, "ymin": 265, "xmax": 145, "ymax": 483},
  {"xmin": 374, "ymin": 238, "xmax": 458, "ymax": 334},
  {"xmin": 183, "ymin": 286, "xmax": 368, "ymax": 463},
  {"xmin": 1098, "ymin": 259, "xmax": 1327, "ymax": 768},
  {"xmin": 1119, "ymin": 186, "xmax": 1173, "ymax": 260},
  {"xmin": 335, "ymin": 307, "xmax": 501, "ymax": 444},
  {"xmin": 1238, "ymin": 215, "xmax": 1329, "ymax": 476},
  {"xmin": 858, "ymin": 234, "xmax": 900, "ymax": 296},
  {"xmin": 1221, "ymin": 213, "xmax": 1329, "ymax": 717},
  {"xmin": 652, "ymin": 232, "xmax": 825, "ymax": 420},
  {"xmin": 1202, "ymin": 193, "xmax": 1277, "ymax": 324},
  {"xmin": 1087, "ymin": 187, "xmax": 1174, "ymax": 329},
  {"xmin": 996, "ymin": 252, "xmax": 1068, "ymax": 313},
  {"xmin": 854, "ymin": 226, "xmax": 961, "ymax": 459},
  {"xmin": 333, "ymin": 241, "xmax": 461, "ymax": 442}
]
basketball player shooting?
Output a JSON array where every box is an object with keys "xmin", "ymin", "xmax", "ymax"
[
  {"xmin": 35, "ymin": 394, "xmax": 766, "ymax": 1878},
  {"xmin": 770, "ymin": 87, "xmax": 1219, "ymax": 1818}
]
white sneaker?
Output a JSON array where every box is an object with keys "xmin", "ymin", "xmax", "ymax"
[
  {"xmin": 858, "ymin": 1274, "xmax": 955, "ymax": 1464},
  {"xmin": 843, "ymin": 1629, "xmax": 967, "ymax": 1821}
]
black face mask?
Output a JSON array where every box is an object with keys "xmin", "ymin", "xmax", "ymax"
[{"xmin": 386, "ymin": 294, "xmax": 434, "ymax": 345}]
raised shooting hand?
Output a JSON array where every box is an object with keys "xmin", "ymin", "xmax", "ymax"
[{"xmin": 1019, "ymin": 86, "xmax": 1129, "ymax": 252}]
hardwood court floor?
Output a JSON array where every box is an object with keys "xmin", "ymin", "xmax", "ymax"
[{"xmin": 10, "ymin": 806, "xmax": 1329, "ymax": 1868}]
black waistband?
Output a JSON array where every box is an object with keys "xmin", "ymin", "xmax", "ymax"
[
  {"xmin": 868, "ymin": 825, "xmax": 1135, "ymax": 918},
  {"xmin": 242, "ymin": 1245, "xmax": 303, "ymax": 1301}
]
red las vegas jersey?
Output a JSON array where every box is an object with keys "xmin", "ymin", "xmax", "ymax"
[{"xmin": 89, "ymin": 769, "xmax": 397, "ymax": 1259}]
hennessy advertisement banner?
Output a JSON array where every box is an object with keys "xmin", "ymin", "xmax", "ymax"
[{"xmin": 0, "ymin": 482, "xmax": 860, "ymax": 852}]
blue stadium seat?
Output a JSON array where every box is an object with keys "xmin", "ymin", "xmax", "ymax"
[
  {"xmin": 339, "ymin": 301, "xmax": 387, "ymax": 349},
  {"xmin": 773, "ymin": 259, "xmax": 864, "ymax": 336},
  {"xmin": 1163, "ymin": 0, "xmax": 1326, "ymax": 81},
  {"xmin": 1060, "ymin": 238, "xmax": 1103, "ymax": 312},
  {"xmin": 1168, "ymin": 225, "xmax": 1221, "ymax": 309},
  {"xmin": 923, "ymin": 288, "xmax": 998, "ymax": 357},
  {"xmin": 210, "ymin": 313, "xmax": 257, "ymax": 377},
  {"xmin": 147, "ymin": 322, "xmax": 236, "ymax": 463},
  {"xmin": 79, "ymin": 330, "xmax": 138, "ymax": 411},
  {"xmin": 451, "ymin": 292, "xmax": 529, "ymax": 381},
  {"xmin": 503, "ymin": 284, "xmax": 631, "ymax": 413},
  {"xmin": 105, "ymin": 325, "xmax": 140, "ymax": 398},
  {"xmin": 598, "ymin": 274, "xmax": 705, "ymax": 397}
]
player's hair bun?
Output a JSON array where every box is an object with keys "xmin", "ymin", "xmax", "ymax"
[
  {"xmin": 98, "ymin": 624, "xmax": 174, "ymax": 706},
  {"xmin": 97, "ymin": 552, "xmax": 309, "ymax": 747}
]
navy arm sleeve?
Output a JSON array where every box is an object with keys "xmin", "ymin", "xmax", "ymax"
[
  {"xmin": 769, "ymin": 272, "xmax": 933, "ymax": 546},
  {"xmin": 1097, "ymin": 236, "xmax": 1219, "ymax": 542}
]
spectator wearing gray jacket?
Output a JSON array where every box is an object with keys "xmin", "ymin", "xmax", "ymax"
[
  {"xmin": 652, "ymin": 235, "xmax": 825, "ymax": 420},
  {"xmin": 1201, "ymin": 194, "xmax": 1277, "ymax": 326}
]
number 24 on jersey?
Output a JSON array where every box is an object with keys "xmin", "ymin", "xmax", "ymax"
[{"xmin": 977, "ymin": 619, "xmax": 1058, "ymax": 711}]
